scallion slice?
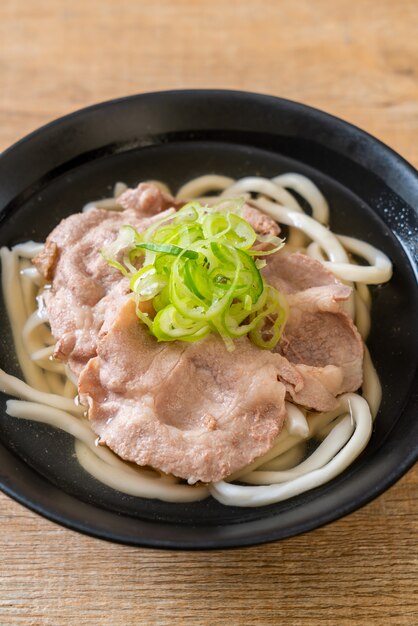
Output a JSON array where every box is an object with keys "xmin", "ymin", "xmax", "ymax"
[{"xmin": 102, "ymin": 199, "xmax": 287, "ymax": 350}]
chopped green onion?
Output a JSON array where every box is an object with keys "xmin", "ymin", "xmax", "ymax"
[
  {"xmin": 102, "ymin": 199, "xmax": 287, "ymax": 350},
  {"xmin": 135, "ymin": 242, "xmax": 199, "ymax": 259}
]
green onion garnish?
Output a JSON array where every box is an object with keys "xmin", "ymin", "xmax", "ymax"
[{"xmin": 101, "ymin": 199, "xmax": 287, "ymax": 350}]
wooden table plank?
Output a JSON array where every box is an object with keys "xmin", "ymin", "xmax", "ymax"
[{"xmin": 0, "ymin": 1, "xmax": 417, "ymax": 624}]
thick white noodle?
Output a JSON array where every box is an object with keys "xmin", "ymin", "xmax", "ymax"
[
  {"xmin": 20, "ymin": 266, "xmax": 44, "ymax": 286},
  {"xmin": 21, "ymin": 302, "xmax": 64, "ymax": 375},
  {"xmin": 75, "ymin": 442, "xmax": 208, "ymax": 502},
  {"xmin": 65, "ymin": 365, "xmax": 79, "ymax": 387},
  {"xmin": 252, "ymin": 197, "xmax": 393, "ymax": 286},
  {"xmin": 210, "ymin": 394, "xmax": 372, "ymax": 507},
  {"xmin": 321, "ymin": 235, "xmax": 393, "ymax": 284},
  {"xmin": 145, "ymin": 180, "xmax": 172, "ymax": 195},
  {"xmin": 221, "ymin": 177, "xmax": 310, "ymax": 248},
  {"xmin": 222, "ymin": 179, "xmax": 307, "ymax": 248},
  {"xmin": 241, "ymin": 415, "xmax": 354, "ymax": 484},
  {"xmin": 30, "ymin": 345, "xmax": 55, "ymax": 361},
  {"xmin": 20, "ymin": 265, "xmax": 38, "ymax": 319},
  {"xmin": 11, "ymin": 241, "xmax": 44, "ymax": 258},
  {"xmin": 176, "ymin": 175, "xmax": 235, "ymax": 199},
  {"xmin": 362, "ymin": 347, "xmax": 382, "ymax": 419},
  {"xmin": 272, "ymin": 173, "xmax": 330, "ymax": 224},
  {"xmin": 23, "ymin": 310, "xmax": 50, "ymax": 341},
  {"xmin": 356, "ymin": 281, "xmax": 372, "ymax": 308},
  {"xmin": 63, "ymin": 378, "xmax": 77, "ymax": 399},
  {"xmin": 306, "ymin": 241, "xmax": 327, "ymax": 262},
  {"xmin": 0, "ymin": 248, "xmax": 50, "ymax": 391},
  {"xmin": 44, "ymin": 371, "xmax": 66, "ymax": 396},
  {"xmin": 113, "ymin": 181, "xmax": 128, "ymax": 197},
  {"xmin": 354, "ymin": 290, "xmax": 371, "ymax": 340},
  {"xmin": 221, "ymin": 177, "xmax": 303, "ymax": 212},
  {"xmin": 258, "ymin": 443, "xmax": 306, "ymax": 471},
  {"xmin": 0, "ymin": 368, "xmax": 82, "ymax": 414},
  {"xmin": 6, "ymin": 400, "xmax": 208, "ymax": 503},
  {"xmin": 251, "ymin": 197, "xmax": 349, "ymax": 263},
  {"xmin": 82, "ymin": 198, "xmax": 122, "ymax": 213},
  {"xmin": 5, "ymin": 400, "xmax": 154, "ymax": 474},
  {"xmin": 285, "ymin": 403, "xmax": 309, "ymax": 438},
  {"xmin": 228, "ymin": 407, "xmax": 348, "ymax": 482},
  {"xmin": 30, "ymin": 357, "xmax": 65, "ymax": 374},
  {"xmin": 315, "ymin": 414, "xmax": 345, "ymax": 441}
]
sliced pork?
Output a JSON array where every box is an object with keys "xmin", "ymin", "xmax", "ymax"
[
  {"xmin": 263, "ymin": 252, "xmax": 364, "ymax": 410},
  {"xmin": 241, "ymin": 205, "xmax": 280, "ymax": 236},
  {"xmin": 117, "ymin": 182, "xmax": 183, "ymax": 213},
  {"xmin": 33, "ymin": 184, "xmax": 178, "ymax": 375},
  {"xmin": 79, "ymin": 299, "xmax": 288, "ymax": 484}
]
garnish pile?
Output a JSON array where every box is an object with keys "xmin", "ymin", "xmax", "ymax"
[{"xmin": 102, "ymin": 200, "xmax": 287, "ymax": 350}]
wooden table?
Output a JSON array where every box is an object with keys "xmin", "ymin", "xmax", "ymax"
[{"xmin": 0, "ymin": 1, "xmax": 417, "ymax": 624}]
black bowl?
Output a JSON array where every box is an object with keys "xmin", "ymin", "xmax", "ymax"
[{"xmin": 0, "ymin": 90, "xmax": 417, "ymax": 549}]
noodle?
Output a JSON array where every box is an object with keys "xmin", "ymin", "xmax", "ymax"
[
  {"xmin": 271, "ymin": 173, "xmax": 329, "ymax": 224},
  {"xmin": 240, "ymin": 414, "xmax": 355, "ymax": 485},
  {"xmin": 0, "ymin": 173, "xmax": 391, "ymax": 507},
  {"xmin": 6, "ymin": 399, "xmax": 208, "ymax": 503},
  {"xmin": 210, "ymin": 394, "xmax": 372, "ymax": 507},
  {"xmin": 259, "ymin": 442, "xmax": 306, "ymax": 472}
]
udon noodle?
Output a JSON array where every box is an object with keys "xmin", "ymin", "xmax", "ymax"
[{"xmin": 0, "ymin": 173, "xmax": 392, "ymax": 507}]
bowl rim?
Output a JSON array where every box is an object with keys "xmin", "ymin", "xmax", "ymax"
[{"xmin": 0, "ymin": 89, "xmax": 417, "ymax": 549}]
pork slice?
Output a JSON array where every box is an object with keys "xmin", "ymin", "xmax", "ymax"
[
  {"xmin": 285, "ymin": 364, "xmax": 345, "ymax": 411},
  {"xmin": 262, "ymin": 251, "xmax": 343, "ymax": 294},
  {"xmin": 271, "ymin": 352, "xmax": 344, "ymax": 412},
  {"xmin": 48, "ymin": 278, "xmax": 131, "ymax": 374},
  {"xmin": 263, "ymin": 252, "xmax": 364, "ymax": 411},
  {"xmin": 33, "ymin": 189, "xmax": 176, "ymax": 376},
  {"xmin": 282, "ymin": 286, "xmax": 363, "ymax": 397},
  {"xmin": 116, "ymin": 185, "xmax": 278, "ymax": 236},
  {"xmin": 78, "ymin": 299, "xmax": 288, "ymax": 484},
  {"xmin": 32, "ymin": 240, "xmax": 59, "ymax": 281},
  {"xmin": 117, "ymin": 182, "xmax": 183, "ymax": 213},
  {"xmin": 241, "ymin": 205, "xmax": 280, "ymax": 236}
]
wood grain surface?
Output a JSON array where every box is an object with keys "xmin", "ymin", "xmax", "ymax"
[{"xmin": 0, "ymin": 1, "xmax": 417, "ymax": 624}]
